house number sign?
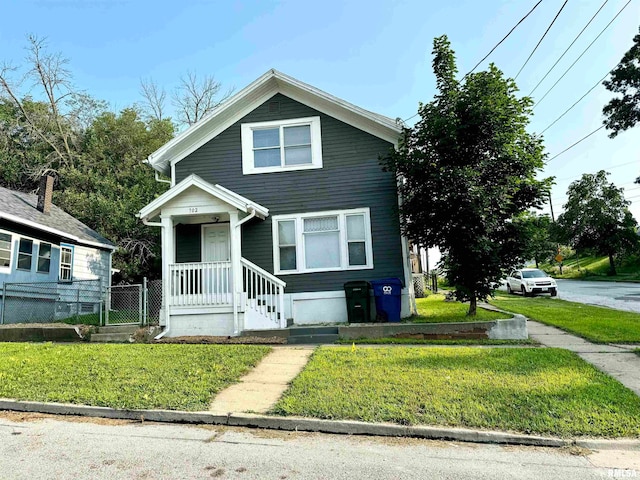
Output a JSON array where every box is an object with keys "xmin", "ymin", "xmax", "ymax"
[{"xmin": 189, "ymin": 207, "xmax": 198, "ymax": 213}]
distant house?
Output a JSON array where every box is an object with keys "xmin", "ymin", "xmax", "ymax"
[
  {"xmin": 0, "ymin": 176, "xmax": 116, "ymax": 322},
  {"xmin": 139, "ymin": 69, "xmax": 415, "ymax": 337}
]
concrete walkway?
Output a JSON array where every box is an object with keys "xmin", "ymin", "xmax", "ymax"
[
  {"xmin": 209, "ymin": 346, "xmax": 314, "ymax": 415},
  {"xmin": 527, "ymin": 320, "xmax": 640, "ymax": 396}
]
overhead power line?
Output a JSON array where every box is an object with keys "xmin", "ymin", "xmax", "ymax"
[
  {"xmin": 515, "ymin": 0, "xmax": 568, "ymax": 80},
  {"xmin": 545, "ymin": 125, "xmax": 605, "ymax": 163},
  {"xmin": 533, "ymin": 0, "xmax": 632, "ymax": 109},
  {"xmin": 463, "ymin": 0, "xmax": 544, "ymax": 80},
  {"xmin": 539, "ymin": 67, "xmax": 614, "ymax": 135},
  {"xmin": 529, "ymin": 0, "xmax": 609, "ymax": 96},
  {"xmin": 553, "ymin": 160, "xmax": 640, "ymax": 181}
]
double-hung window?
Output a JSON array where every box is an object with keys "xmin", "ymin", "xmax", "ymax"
[
  {"xmin": 37, "ymin": 243, "xmax": 52, "ymax": 273},
  {"xmin": 273, "ymin": 208, "xmax": 373, "ymax": 274},
  {"xmin": 241, "ymin": 117, "xmax": 322, "ymax": 174},
  {"xmin": 0, "ymin": 232, "xmax": 12, "ymax": 272},
  {"xmin": 17, "ymin": 239, "xmax": 33, "ymax": 270},
  {"xmin": 59, "ymin": 244, "xmax": 73, "ymax": 282}
]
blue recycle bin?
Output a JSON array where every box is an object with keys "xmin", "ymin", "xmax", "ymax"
[{"xmin": 370, "ymin": 278, "xmax": 403, "ymax": 322}]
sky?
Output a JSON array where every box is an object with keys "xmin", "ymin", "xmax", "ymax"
[{"xmin": 1, "ymin": 0, "xmax": 638, "ymax": 224}]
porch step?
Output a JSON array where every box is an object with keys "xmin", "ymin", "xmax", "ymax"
[
  {"xmin": 287, "ymin": 334, "xmax": 340, "ymax": 345},
  {"xmin": 91, "ymin": 325, "xmax": 139, "ymax": 343}
]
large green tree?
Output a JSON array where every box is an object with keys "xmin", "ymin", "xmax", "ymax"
[
  {"xmin": 556, "ymin": 170, "xmax": 638, "ymax": 276},
  {"xmin": 55, "ymin": 108, "xmax": 174, "ymax": 282},
  {"xmin": 603, "ymin": 27, "xmax": 640, "ymax": 139},
  {"xmin": 515, "ymin": 212, "xmax": 556, "ymax": 268},
  {"xmin": 386, "ymin": 35, "xmax": 551, "ymax": 315}
]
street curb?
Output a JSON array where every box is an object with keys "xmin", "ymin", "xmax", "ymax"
[{"xmin": 1, "ymin": 398, "xmax": 638, "ymax": 450}]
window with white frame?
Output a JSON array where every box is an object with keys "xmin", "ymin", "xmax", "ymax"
[
  {"xmin": 59, "ymin": 245, "xmax": 73, "ymax": 281},
  {"xmin": 273, "ymin": 208, "xmax": 373, "ymax": 274},
  {"xmin": 17, "ymin": 238, "xmax": 33, "ymax": 271},
  {"xmin": 0, "ymin": 232, "xmax": 12, "ymax": 272},
  {"xmin": 241, "ymin": 117, "xmax": 323, "ymax": 174},
  {"xmin": 37, "ymin": 243, "xmax": 52, "ymax": 273}
]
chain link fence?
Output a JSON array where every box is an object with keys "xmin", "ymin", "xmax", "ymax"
[
  {"xmin": 1, "ymin": 277, "xmax": 164, "ymax": 326},
  {"xmin": 1, "ymin": 279, "xmax": 104, "ymax": 325}
]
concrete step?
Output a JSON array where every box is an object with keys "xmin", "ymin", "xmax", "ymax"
[
  {"xmin": 288, "ymin": 326, "xmax": 339, "ymax": 336},
  {"xmin": 97, "ymin": 325, "xmax": 139, "ymax": 334},
  {"xmin": 287, "ymin": 334, "xmax": 340, "ymax": 345},
  {"xmin": 91, "ymin": 332, "xmax": 133, "ymax": 343}
]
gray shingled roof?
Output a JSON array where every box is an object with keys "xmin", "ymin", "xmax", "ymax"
[{"xmin": 0, "ymin": 186, "xmax": 115, "ymax": 249}]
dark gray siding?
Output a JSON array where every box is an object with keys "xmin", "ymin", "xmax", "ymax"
[{"xmin": 175, "ymin": 93, "xmax": 404, "ymax": 293}]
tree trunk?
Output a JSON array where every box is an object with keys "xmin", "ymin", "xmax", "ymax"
[
  {"xmin": 468, "ymin": 295, "xmax": 477, "ymax": 316},
  {"xmin": 608, "ymin": 253, "xmax": 617, "ymax": 276},
  {"xmin": 535, "ymin": 257, "xmax": 539, "ymax": 268}
]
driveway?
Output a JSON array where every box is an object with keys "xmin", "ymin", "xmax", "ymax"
[{"xmin": 556, "ymin": 279, "xmax": 640, "ymax": 313}]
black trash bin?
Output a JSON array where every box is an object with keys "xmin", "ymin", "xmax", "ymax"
[
  {"xmin": 344, "ymin": 281, "xmax": 371, "ymax": 323},
  {"xmin": 370, "ymin": 278, "xmax": 403, "ymax": 322}
]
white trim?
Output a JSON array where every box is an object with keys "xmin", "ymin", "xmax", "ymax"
[
  {"xmin": 0, "ymin": 229, "xmax": 14, "ymax": 274},
  {"xmin": 147, "ymin": 69, "xmax": 402, "ymax": 175},
  {"xmin": 272, "ymin": 208, "xmax": 373, "ymax": 275},
  {"xmin": 138, "ymin": 174, "xmax": 269, "ymax": 221},
  {"xmin": 241, "ymin": 116, "xmax": 323, "ymax": 175},
  {"xmin": 0, "ymin": 212, "xmax": 116, "ymax": 251},
  {"xmin": 16, "ymin": 237, "xmax": 34, "ymax": 271},
  {"xmin": 59, "ymin": 243, "xmax": 74, "ymax": 282}
]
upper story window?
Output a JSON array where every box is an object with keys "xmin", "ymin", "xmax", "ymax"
[
  {"xmin": 272, "ymin": 208, "xmax": 373, "ymax": 275},
  {"xmin": 17, "ymin": 239, "xmax": 33, "ymax": 271},
  {"xmin": 241, "ymin": 116, "xmax": 323, "ymax": 174},
  {"xmin": 0, "ymin": 232, "xmax": 13, "ymax": 273},
  {"xmin": 59, "ymin": 244, "xmax": 73, "ymax": 282}
]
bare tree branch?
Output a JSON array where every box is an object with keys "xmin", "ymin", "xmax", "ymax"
[
  {"xmin": 172, "ymin": 71, "xmax": 234, "ymax": 126},
  {"xmin": 139, "ymin": 77, "xmax": 167, "ymax": 121}
]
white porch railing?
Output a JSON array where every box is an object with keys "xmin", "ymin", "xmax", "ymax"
[
  {"xmin": 241, "ymin": 257, "xmax": 286, "ymax": 328},
  {"xmin": 169, "ymin": 261, "xmax": 232, "ymax": 307}
]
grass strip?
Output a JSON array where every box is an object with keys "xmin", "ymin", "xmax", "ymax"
[
  {"xmin": 273, "ymin": 346, "xmax": 640, "ymax": 437},
  {"xmin": 0, "ymin": 343, "xmax": 270, "ymax": 411},
  {"xmin": 337, "ymin": 338, "xmax": 538, "ymax": 346},
  {"xmin": 411, "ymin": 294, "xmax": 505, "ymax": 323},
  {"xmin": 490, "ymin": 292, "xmax": 640, "ymax": 343}
]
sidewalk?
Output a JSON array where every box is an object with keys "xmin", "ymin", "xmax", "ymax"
[
  {"xmin": 527, "ymin": 320, "xmax": 640, "ymax": 396},
  {"xmin": 209, "ymin": 346, "xmax": 314, "ymax": 414}
]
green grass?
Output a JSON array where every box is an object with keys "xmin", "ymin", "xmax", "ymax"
[
  {"xmin": 0, "ymin": 343, "xmax": 270, "ymax": 410},
  {"xmin": 490, "ymin": 292, "xmax": 640, "ymax": 343},
  {"xmin": 411, "ymin": 294, "xmax": 506, "ymax": 323},
  {"xmin": 272, "ymin": 346, "xmax": 640, "ymax": 437},
  {"xmin": 337, "ymin": 338, "xmax": 538, "ymax": 346},
  {"xmin": 540, "ymin": 254, "xmax": 640, "ymax": 282}
]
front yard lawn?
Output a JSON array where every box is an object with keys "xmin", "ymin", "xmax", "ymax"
[
  {"xmin": 272, "ymin": 346, "xmax": 640, "ymax": 437},
  {"xmin": 412, "ymin": 294, "xmax": 505, "ymax": 323},
  {"xmin": 0, "ymin": 343, "xmax": 270, "ymax": 411},
  {"xmin": 490, "ymin": 292, "xmax": 640, "ymax": 343}
]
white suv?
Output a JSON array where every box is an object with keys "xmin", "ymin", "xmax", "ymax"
[{"xmin": 506, "ymin": 268, "xmax": 557, "ymax": 297}]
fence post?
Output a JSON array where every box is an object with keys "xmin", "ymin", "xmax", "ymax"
[
  {"xmin": 142, "ymin": 277, "xmax": 148, "ymax": 326},
  {"xmin": 105, "ymin": 287, "xmax": 110, "ymax": 326},
  {"xmin": 1, "ymin": 283, "xmax": 6, "ymax": 325}
]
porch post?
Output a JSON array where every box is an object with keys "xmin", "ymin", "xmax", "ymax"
[
  {"xmin": 160, "ymin": 214, "xmax": 175, "ymax": 323},
  {"xmin": 229, "ymin": 211, "xmax": 241, "ymax": 335}
]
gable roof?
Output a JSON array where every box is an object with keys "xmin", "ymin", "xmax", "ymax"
[
  {"xmin": 0, "ymin": 186, "xmax": 116, "ymax": 251},
  {"xmin": 138, "ymin": 174, "xmax": 269, "ymax": 220},
  {"xmin": 147, "ymin": 69, "xmax": 403, "ymax": 175}
]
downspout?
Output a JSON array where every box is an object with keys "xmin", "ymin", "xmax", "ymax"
[
  {"xmin": 142, "ymin": 159, "xmax": 171, "ymax": 185},
  {"xmin": 232, "ymin": 207, "xmax": 258, "ymax": 335},
  {"xmin": 141, "ymin": 217, "xmax": 169, "ymax": 339}
]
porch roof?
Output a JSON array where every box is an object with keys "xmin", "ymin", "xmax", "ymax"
[{"xmin": 138, "ymin": 174, "xmax": 269, "ymax": 221}]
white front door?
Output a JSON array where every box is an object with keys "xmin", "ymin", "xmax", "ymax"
[{"xmin": 202, "ymin": 225, "xmax": 230, "ymax": 262}]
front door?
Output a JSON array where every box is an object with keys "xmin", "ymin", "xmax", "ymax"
[{"xmin": 202, "ymin": 224, "xmax": 231, "ymax": 302}]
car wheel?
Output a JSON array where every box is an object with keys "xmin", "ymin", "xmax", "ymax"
[
  {"xmin": 550, "ymin": 288, "xmax": 557, "ymax": 297},
  {"xmin": 507, "ymin": 284, "xmax": 513, "ymax": 294},
  {"xmin": 521, "ymin": 285, "xmax": 529, "ymax": 297}
]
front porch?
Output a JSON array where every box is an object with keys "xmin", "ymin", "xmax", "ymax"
[{"xmin": 138, "ymin": 175, "xmax": 286, "ymax": 337}]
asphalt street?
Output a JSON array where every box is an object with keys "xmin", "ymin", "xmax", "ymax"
[
  {"xmin": 0, "ymin": 412, "xmax": 628, "ymax": 479},
  {"xmin": 556, "ymin": 279, "xmax": 640, "ymax": 313}
]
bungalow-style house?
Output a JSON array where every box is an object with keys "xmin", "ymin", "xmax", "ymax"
[
  {"xmin": 0, "ymin": 176, "xmax": 115, "ymax": 322},
  {"xmin": 139, "ymin": 69, "xmax": 415, "ymax": 337}
]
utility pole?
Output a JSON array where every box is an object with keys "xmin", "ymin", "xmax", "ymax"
[{"xmin": 548, "ymin": 193, "xmax": 562, "ymax": 275}]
